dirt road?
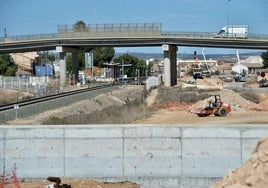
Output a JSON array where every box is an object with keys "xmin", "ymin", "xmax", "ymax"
[{"xmin": 132, "ymin": 108, "xmax": 268, "ymax": 125}]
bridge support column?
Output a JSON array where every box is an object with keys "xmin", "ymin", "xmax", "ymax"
[
  {"xmin": 163, "ymin": 44, "xmax": 177, "ymax": 86},
  {"xmin": 72, "ymin": 52, "xmax": 79, "ymax": 84},
  {"xmin": 57, "ymin": 46, "xmax": 80, "ymax": 86},
  {"xmin": 59, "ymin": 52, "xmax": 66, "ymax": 86}
]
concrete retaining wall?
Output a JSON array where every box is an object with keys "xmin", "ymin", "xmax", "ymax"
[{"xmin": 1, "ymin": 125, "xmax": 268, "ymax": 188}]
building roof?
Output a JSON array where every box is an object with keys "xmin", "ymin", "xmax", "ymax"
[
  {"xmin": 242, "ymin": 63, "xmax": 263, "ymax": 68},
  {"xmin": 241, "ymin": 56, "xmax": 263, "ymax": 64}
]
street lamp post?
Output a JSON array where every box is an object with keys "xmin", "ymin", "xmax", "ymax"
[
  {"xmin": 121, "ymin": 59, "xmax": 124, "ymax": 87},
  {"xmin": 227, "ymin": 0, "xmax": 231, "ymax": 36}
]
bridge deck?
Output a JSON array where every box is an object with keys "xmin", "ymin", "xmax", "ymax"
[{"xmin": 1, "ymin": 23, "xmax": 268, "ymax": 53}]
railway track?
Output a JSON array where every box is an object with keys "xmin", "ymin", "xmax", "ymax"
[{"xmin": 0, "ymin": 83, "xmax": 112, "ymax": 112}]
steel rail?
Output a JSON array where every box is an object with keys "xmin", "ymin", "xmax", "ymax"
[{"xmin": 0, "ymin": 84, "xmax": 112, "ymax": 112}]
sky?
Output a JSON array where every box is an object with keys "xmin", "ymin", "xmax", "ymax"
[{"xmin": 0, "ymin": 0, "xmax": 267, "ymax": 55}]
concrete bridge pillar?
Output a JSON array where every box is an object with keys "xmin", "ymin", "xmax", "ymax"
[
  {"xmin": 57, "ymin": 46, "xmax": 80, "ymax": 86},
  {"xmin": 163, "ymin": 44, "xmax": 178, "ymax": 86},
  {"xmin": 59, "ymin": 52, "xmax": 67, "ymax": 86},
  {"xmin": 72, "ymin": 52, "xmax": 79, "ymax": 84}
]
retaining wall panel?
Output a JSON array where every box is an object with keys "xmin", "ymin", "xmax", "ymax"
[
  {"xmin": 0, "ymin": 138, "xmax": 3, "ymax": 174},
  {"xmin": 6, "ymin": 158, "xmax": 64, "ymax": 178},
  {"xmin": 5, "ymin": 128, "xmax": 64, "ymax": 139},
  {"xmin": 65, "ymin": 139, "xmax": 122, "ymax": 158},
  {"xmin": 182, "ymin": 128, "xmax": 240, "ymax": 138},
  {"xmin": 64, "ymin": 127, "xmax": 123, "ymax": 138},
  {"xmin": 182, "ymin": 157, "xmax": 241, "ymax": 177},
  {"xmin": 241, "ymin": 138, "xmax": 259, "ymax": 162},
  {"xmin": 5, "ymin": 139, "xmax": 64, "ymax": 158},
  {"xmin": 124, "ymin": 157, "xmax": 181, "ymax": 176},
  {"xmin": 64, "ymin": 157, "xmax": 122, "ymax": 177},
  {"xmin": 124, "ymin": 138, "xmax": 181, "ymax": 157},
  {"xmin": 241, "ymin": 128, "xmax": 268, "ymax": 138},
  {"xmin": 182, "ymin": 138, "xmax": 240, "ymax": 157},
  {"xmin": 125, "ymin": 126, "xmax": 181, "ymax": 138}
]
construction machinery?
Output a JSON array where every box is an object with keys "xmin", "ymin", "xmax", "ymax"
[{"xmin": 193, "ymin": 94, "xmax": 231, "ymax": 117}]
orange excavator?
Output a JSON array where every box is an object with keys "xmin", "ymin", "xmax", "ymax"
[{"xmin": 194, "ymin": 94, "xmax": 231, "ymax": 117}]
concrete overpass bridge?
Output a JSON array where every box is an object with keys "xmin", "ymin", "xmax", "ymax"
[{"xmin": 1, "ymin": 23, "xmax": 268, "ymax": 86}]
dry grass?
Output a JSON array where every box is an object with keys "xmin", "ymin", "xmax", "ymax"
[
  {"xmin": 154, "ymin": 86, "xmax": 212, "ymax": 104},
  {"xmin": 43, "ymin": 96, "xmax": 156, "ymax": 124}
]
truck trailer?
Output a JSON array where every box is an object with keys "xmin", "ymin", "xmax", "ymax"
[{"xmin": 215, "ymin": 25, "xmax": 248, "ymax": 38}]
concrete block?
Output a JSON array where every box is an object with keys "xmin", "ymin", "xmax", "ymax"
[
  {"xmin": 65, "ymin": 157, "xmax": 122, "ymax": 177},
  {"xmin": 182, "ymin": 127, "xmax": 240, "ymax": 138},
  {"xmin": 183, "ymin": 138, "xmax": 240, "ymax": 157},
  {"xmin": 124, "ymin": 138, "xmax": 181, "ymax": 157},
  {"xmin": 64, "ymin": 127, "xmax": 123, "ymax": 138},
  {"xmin": 6, "ymin": 158, "xmax": 64, "ymax": 179},
  {"xmin": 241, "ymin": 128, "xmax": 268, "ymax": 138},
  {"xmin": 182, "ymin": 157, "xmax": 241, "ymax": 177},
  {"xmin": 125, "ymin": 126, "xmax": 181, "ymax": 138},
  {"xmin": 5, "ymin": 127, "xmax": 64, "ymax": 139},
  {"xmin": 5, "ymin": 139, "xmax": 64, "ymax": 158},
  {"xmin": 65, "ymin": 139, "xmax": 122, "ymax": 158},
  {"xmin": 124, "ymin": 157, "xmax": 181, "ymax": 176}
]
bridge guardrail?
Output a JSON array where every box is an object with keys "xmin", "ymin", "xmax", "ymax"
[{"xmin": 162, "ymin": 31, "xmax": 216, "ymax": 38}]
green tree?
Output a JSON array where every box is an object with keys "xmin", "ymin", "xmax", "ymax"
[
  {"xmin": 91, "ymin": 47, "xmax": 115, "ymax": 67},
  {"xmin": 37, "ymin": 51, "xmax": 55, "ymax": 64},
  {"xmin": 66, "ymin": 54, "xmax": 72, "ymax": 72},
  {"xmin": 73, "ymin": 20, "xmax": 88, "ymax": 32},
  {"xmin": 0, "ymin": 54, "xmax": 18, "ymax": 76},
  {"xmin": 113, "ymin": 54, "xmax": 146, "ymax": 77},
  {"xmin": 261, "ymin": 51, "xmax": 268, "ymax": 68}
]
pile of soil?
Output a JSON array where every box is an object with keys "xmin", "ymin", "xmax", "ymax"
[
  {"xmin": 188, "ymin": 89, "xmax": 262, "ymax": 114},
  {"xmin": 212, "ymin": 139, "xmax": 268, "ymax": 188}
]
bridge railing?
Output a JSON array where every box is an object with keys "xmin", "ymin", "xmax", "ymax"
[
  {"xmin": 162, "ymin": 31, "xmax": 216, "ymax": 38},
  {"xmin": 247, "ymin": 34, "xmax": 268, "ymax": 40},
  {"xmin": 162, "ymin": 31, "xmax": 268, "ymax": 40},
  {"xmin": 0, "ymin": 33, "xmax": 59, "ymax": 42},
  {"xmin": 58, "ymin": 23, "xmax": 162, "ymax": 38}
]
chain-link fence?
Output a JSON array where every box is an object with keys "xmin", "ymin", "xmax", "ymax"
[
  {"xmin": 0, "ymin": 76, "xmax": 60, "ymax": 96},
  {"xmin": 146, "ymin": 75, "xmax": 162, "ymax": 90}
]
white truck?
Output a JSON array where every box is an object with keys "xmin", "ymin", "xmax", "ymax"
[{"xmin": 215, "ymin": 25, "xmax": 248, "ymax": 38}]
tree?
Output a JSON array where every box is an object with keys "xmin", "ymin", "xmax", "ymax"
[
  {"xmin": 113, "ymin": 54, "xmax": 146, "ymax": 77},
  {"xmin": 73, "ymin": 20, "xmax": 88, "ymax": 32},
  {"xmin": 37, "ymin": 51, "xmax": 55, "ymax": 64},
  {"xmin": 91, "ymin": 47, "xmax": 115, "ymax": 67},
  {"xmin": 0, "ymin": 54, "xmax": 18, "ymax": 76},
  {"xmin": 261, "ymin": 51, "xmax": 268, "ymax": 68}
]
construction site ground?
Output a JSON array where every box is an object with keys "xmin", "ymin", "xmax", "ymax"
[
  {"xmin": 1, "ymin": 76, "xmax": 268, "ymax": 188},
  {"xmin": 134, "ymin": 77, "xmax": 268, "ymax": 125}
]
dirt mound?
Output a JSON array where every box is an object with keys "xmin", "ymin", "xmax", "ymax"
[
  {"xmin": 189, "ymin": 89, "xmax": 262, "ymax": 114},
  {"xmin": 212, "ymin": 139, "xmax": 268, "ymax": 188}
]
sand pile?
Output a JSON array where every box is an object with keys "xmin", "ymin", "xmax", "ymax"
[
  {"xmin": 212, "ymin": 139, "xmax": 268, "ymax": 188},
  {"xmin": 189, "ymin": 89, "xmax": 262, "ymax": 114}
]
